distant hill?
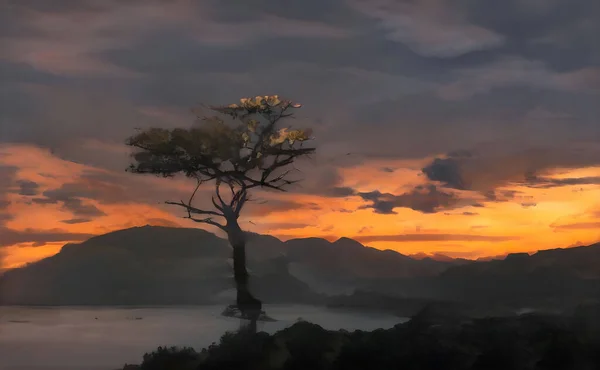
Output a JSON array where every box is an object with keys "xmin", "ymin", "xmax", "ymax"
[
  {"xmin": 0, "ymin": 226, "xmax": 316, "ymax": 305},
  {"xmin": 361, "ymin": 243, "xmax": 600, "ymax": 312},
  {"xmin": 0, "ymin": 226, "xmax": 453, "ymax": 305},
  {"xmin": 0, "ymin": 226, "xmax": 597, "ymax": 310},
  {"xmin": 280, "ymin": 236, "xmax": 462, "ymax": 294},
  {"xmin": 441, "ymin": 244, "xmax": 600, "ymax": 279}
]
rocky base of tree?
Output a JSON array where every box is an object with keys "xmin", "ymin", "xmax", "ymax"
[{"xmin": 121, "ymin": 303, "xmax": 600, "ymax": 370}]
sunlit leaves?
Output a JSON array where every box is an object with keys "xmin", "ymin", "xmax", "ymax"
[
  {"xmin": 211, "ymin": 95, "xmax": 300, "ymax": 118},
  {"xmin": 247, "ymin": 119, "xmax": 259, "ymax": 133},
  {"xmin": 240, "ymin": 95, "xmax": 282, "ymax": 110},
  {"xmin": 241, "ymin": 132, "xmax": 250, "ymax": 143},
  {"xmin": 269, "ymin": 128, "xmax": 312, "ymax": 146},
  {"xmin": 126, "ymin": 95, "xmax": 316, "ymax": 190},
  {"xmin": 266, "ymin": 95, "xmax": 282, "ymax": 106}
]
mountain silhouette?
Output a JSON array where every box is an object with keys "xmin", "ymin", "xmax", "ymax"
[
  {"xmin": 362, "ymin": 243, "xmax": 600, "ymax": 312},
  {"xmin": 0, "ymin": 226, "xmax": 455, "ymax": 305},
  {"xmin": 0, "ymin": 226, "xmax": 291, "ymax": 305},
  {"xmin": 0, "ymin": 226, "xmax": 598, "ymax": 310}
]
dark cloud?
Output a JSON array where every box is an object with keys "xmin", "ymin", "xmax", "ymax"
[
  {"xmin": 423, "ymin": 148, "xmax": 600, "ymax": 194},
  {"xmin": 24, "ymin": 169, "xmax": 192, "ymax": 211},
  {"xmin": 523, "ymin": 173, "xmax": 600, "ymax": 188},
  {"xmin": 0, "ymin": 165, "xmax": 17, "ymax": 190},
  {"xmin": 286, "ymin": 165, "xmax": 361, "ymax": 199},
  {"xmin": 60, "ymin": 218, "xmax": 93, "ymax": 224},
  {"xmin": 357, "ymin": 184, "xmax": 462, "ymax": 214},
  {"xmin": 16, "ymin": 179, "xmax": 40, "ymax": 196},
  {"xmin": 244, "ymin": 199, "xmax": 309, "ymax": 217},
  {"xmin": 327, "ymin": 187, "xmax": 357, "ymax": 198},
  {"xmin": 380, "ymin": 167, "xmax": 395, "ymax": 173},
  {"xmin": 348, "ymin": 0, "xmax": 506, "ymax": 58},
  {"xmin": 17, "ymin": 163, "xmax": 331, "ymax": 223},
  {"xmin": 464, "ymin": 0, "xmax": 600, "ymax": 72},
  {"xmin": 254, "ymin": 222, "xmax": 313, "ymax": 231},
  {"xmin": 4, "ymin": 0, "xmax": 108, "ymax": 14},
  {"xmin": 0, "ymin": 166, "xmax": 18, "ymax": 231},
  {"xmin": 34, "ymin": 173, "xmax": 126, "ymax": 204},
  {"xmin": 551, "ymin": 221, "xmax": 600, "ymax": 231},
  {"xmin": 357, "ymin": 226, "xmax": 372, "ymax": 234},
  {"xmin": 0, "ymin": 166, "xmax": 95, "ymax": 251},
  {"xmin": 484, "ymin": 190, "xmax": 521, "ymax": 202},
  {"xmin": 203, "ymin": 0, "xmax": 365, "ymax": 25},
  {"xmin": 32, "ymin": 196, "xmax": 106, "ymax": 218},
  {"xmin": 31, "ymin": 179, "xmax": 109, "ymax": 219},
  {"xmin": 422, "ymin": 156, "xmax": 467, "ymax": 190},
  {"xmin": 420, "ymin": 143, "xmax": 600, "ymax": 196},
  {"xmin": 353, "ymin": 233, "xmax": 520, "ymax": 244},
  {"xmin": 521, "ymin": 202, "xmax": 537, "ymax": 208},
  {"xmin": 0, "ymin": 227, "xmax": 96, "ymax": 248},
  {"xmin": 0, "ymin": 0, "xmax": 598, "ymax": 229},
  {"xmin": 2, "ymin": 0, "xmax": 596, "ymax": 167}
]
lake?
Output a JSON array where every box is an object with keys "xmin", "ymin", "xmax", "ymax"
[{"xmin": 0, "ymin": 305, "xmax": 405, "ymax": 370}]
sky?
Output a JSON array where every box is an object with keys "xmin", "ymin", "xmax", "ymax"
[{"xmin": 1, "ymin": 0, "xmax": 599, "ymax": 269}]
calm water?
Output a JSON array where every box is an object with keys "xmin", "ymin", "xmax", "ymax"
[{"xmin": 0, "ymin": 305, "xmax": 405, "ymax": 370}]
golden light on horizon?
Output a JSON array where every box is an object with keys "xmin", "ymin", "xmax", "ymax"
[{"xmin": 1, "ymin": 144, "xmax": 599, "ymax": 268}]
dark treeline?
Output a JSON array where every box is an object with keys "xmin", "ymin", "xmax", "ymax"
[{"xmin": 121, "ymin": 303, "xmax": 600, "ymax": 370}]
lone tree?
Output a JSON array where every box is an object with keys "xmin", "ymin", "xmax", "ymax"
[{"xmin": 126, "ymin": 95, "xmax": 315, "ymax": 331}]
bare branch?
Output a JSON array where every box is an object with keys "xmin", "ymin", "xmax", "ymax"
[
  {"xmin": 188, "ymin": 216, "xmax": 227, "ymax": 231},
  {"xmin": 228, "ymin": 183, "xmax": 235, "ymax": 199},
  {"xmin": 188, "ymin": 178, "xmax": 203, "ymax": 206},
  {"xmin": 126, "ymin": 95, "xmax": 316, "ymax": 227},
  {"xmin": 211, "ymin": 196, "xmax": 224, "ymax": 212},
  {"xmin": 165, "ymin": 201, "xmax": 223, "ymax": 216},
  {"xmin": 233, "ymin": 188, "xmax": 248, "ymax": 216},
  {"xmin": 215, "ymin": 180, "xmax": 228, "ymax": 209}
]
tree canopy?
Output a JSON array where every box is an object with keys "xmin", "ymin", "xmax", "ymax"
[{"xmin": 126, "ymin": 95, "xmax": 315, "ymax": 230}]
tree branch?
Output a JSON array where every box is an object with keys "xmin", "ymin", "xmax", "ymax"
[
  {"xmin": 246, "ymin": 104, "xmax": 291, "ymax": 163},
  {"xmin": 164, "ymin": 177, "xmax": 226, "ymax": 220},
  {"xmin": 127, "ymin": 97, "xmax": 316, "ymax": 227},
  {"xmin": 215, "ymin": 180, "xmax": 228, "ymax": 209},
  {"xmin": 211, "ymin": 196, "xmax": 224, "ymax": 212},
  {"xmin": 233, "ymin": 187, "xmax": 248, "ymax": 216},
  {"xmin": 164, "ymin": 201, "xmax": 224, "ymax": 217},
  {"xmin": 188, "ymin": 178, "xmax": 203, "ymax": 205},
  {"xmin": 188, "ymin": 216, "xmax": 227, "ymax": 231}
]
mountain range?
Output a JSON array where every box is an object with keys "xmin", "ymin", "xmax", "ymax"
[{"xmin": 0, "ymin": 226, "xmax": 598, "ymax": 312}]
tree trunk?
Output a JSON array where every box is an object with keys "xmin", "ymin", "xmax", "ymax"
[{"xmin": 226, "ymin": 216, "xmax": 262, "ymax": 332}]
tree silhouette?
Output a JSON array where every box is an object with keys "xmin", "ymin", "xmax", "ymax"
[{"xmin": 125, "ymin": 95, "xmax": 315, "ymax": 331}]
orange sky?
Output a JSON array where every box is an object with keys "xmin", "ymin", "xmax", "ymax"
[
  {"xmin": 1, "ymin": 143, "xmax": 599, "ymax": 270},
  {"xmin": 2, "ymin": 0, "xmax": 600, "ymax": 273}
]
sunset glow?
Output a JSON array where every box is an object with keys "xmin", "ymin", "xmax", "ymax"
[
  {"xmin": 2, "ymin": 143, "xmax": 598, "ymax": 269},
  {"xmin": 1, "ymin": 0, "xmax": 599, "ymax": 271}
]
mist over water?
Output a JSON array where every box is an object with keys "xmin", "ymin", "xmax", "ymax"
[{"xmin": 0, "ymin": 305, "xmax": 404, "ymax": 370}]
